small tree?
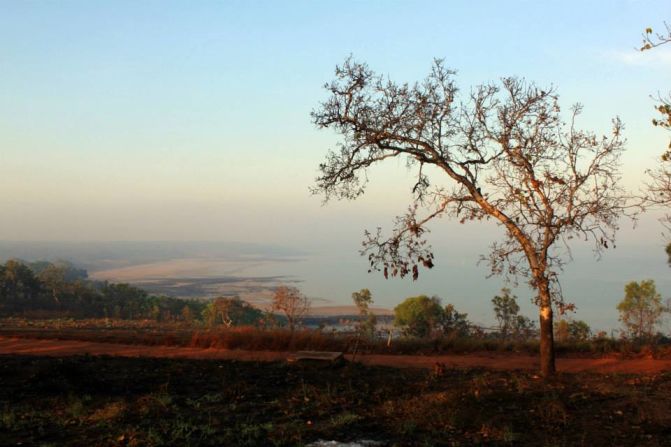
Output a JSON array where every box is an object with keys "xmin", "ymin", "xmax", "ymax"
[
  {"xmin": 313, "ymin": 57, "xmax": 629, "ymax": 376},
  {"xmin": 568, "ymin": 320, "xmax": 591, "ymax": 342},
  {"xmin": 37, "ymin": 264, "xmax": 68, "ymax": 303},
  {"xmin": 351, "ymin": 288, "xmax": 377, "ymax": 337},
  {"xmin": 202, "ymin": 297, "xmax": 263, "ymax": 328},
  {"xmin": 181, "ymin": 305, "xmax": 193, "ymax": 323},
  {"xmin": 492, "ymin": 288, "xmax": 520, "ymax": 340},
  {"xmin": 441, "ymin": 303, "xmax": 470, "ymax": 337},
  {"xmin": 617, "ymin": 280, "xmax": 664, "ymax": 340},
  {"xmin": 202, "ymin": 300, "xmax": 226, "ymax": 327},
  {"xmin": 149, "ymin": 304, "xmax": 161, "ymax": 322},
  {"xmin": 272, "ymin": 285, "xmax": 310, "ymax": 332},
  {"xmin": 554, "ymin": 319, "xmax": 590, "ymax": 342},
  {"xmin": 393, "ymin": 295, "xmax": 444, "ymax": 338}
]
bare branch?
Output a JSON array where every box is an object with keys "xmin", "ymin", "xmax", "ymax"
[
  {"xmin": 313, "ymin": 57, "xmax": 632, "ymax": 376},
  {"xmin": 641, "ymin": 22, "xmax": 671, "ymax": 51}
]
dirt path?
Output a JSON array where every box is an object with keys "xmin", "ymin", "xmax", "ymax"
[{"xmin": 1, "ymin": 336, "xmax": 670, "ymax": 374}]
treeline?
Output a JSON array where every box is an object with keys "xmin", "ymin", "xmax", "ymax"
[
  {"xmin": 388, "ymin": 293, "xmax": 539, "ymax": 341},
  {"xmin": 4, "ymin": 259, "xmax": 665, "ymax": 343},
  {"xmin": 356, "ymin": 289, "xmax": 594, "ymax": 343},
  {"xmin": 387, "ymin": 286, "xmax": 669, "ymax": 344},
  {"xmin": 0, "ymin": 259, "xmax": 208, "ymax": 321}
]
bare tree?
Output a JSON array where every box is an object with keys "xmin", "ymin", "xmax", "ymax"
[
  {"xmin": 351, "ymin": 288, "xmax": 377, "ymax": 337},
  {"xmin": 271, "ymin": 285, "xmax": 311, "ymax": 332},
  {"xmin": 645, "ymin": 161, "xmax": 671, "ymax": 240},
  {"xmin": 641, "ymin": 22, "xmax": 671, "ymax": 157},
  {"xmin": 492, "ymin": 288, "xmax": 520, "ymax": 340},
  {"xmin": 640, "ymin": 21, "xmax": 671, "ymax": 257},
  {"xmin": 312, "ymin": 58, "xmax": 629, "ymax": 376},
  {"xmin": 640, "ymin": 22, "xmax": 671, "ymax": 51},
  {"xmin": 640, "ymin": 23, "xmax": 671, "ymax": 156}
]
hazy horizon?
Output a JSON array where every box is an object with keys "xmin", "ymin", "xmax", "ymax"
[
  {"xmin": 2, "ymin": 232, "xmax": 670, "ymax": 333},
  {"xmin": 2, "ymin": 1, "xmax": 671, "ymax": 333}
]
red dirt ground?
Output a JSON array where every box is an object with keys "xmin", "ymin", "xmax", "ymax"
[{"xmin": 1, "ymin": 336, "xmax": 670, "ymax": 374}]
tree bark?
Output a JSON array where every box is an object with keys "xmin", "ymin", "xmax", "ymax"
[{"xmin": 538, "ymin": 281, "xmax": 556, "ymax": 377}]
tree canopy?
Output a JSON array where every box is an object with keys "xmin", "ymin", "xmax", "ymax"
[
  {"xmin": 271, "ymin": 285, "xmax": 310, "ymax": 332},
  {"xmin": 617, "ymin": 280, "xmax": 665, "ymax": 340},
  {"xmin": 351, "ymin": 288, "xmax": 377, "ymax": 337},
  {"xmin": 0, "ymin": 259, "xmax": 205, "ymax": 321},
  {"xmin": 313, "ymin": 57, "xmax": 629, "ymax": 375},
  {"xmin": 492, "ymin": 288, "xmax": 520, "ymax": 339},
  {"xmin": 393, "ymin": 295, "xmax": 469, "ymax": 338},
  {"xmin": 202, "ymin": 297, "xmax": 263, "ymax": 328}
]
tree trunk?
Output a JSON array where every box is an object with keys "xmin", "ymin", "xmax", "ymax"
[{"xmin": 538, "ymin": 282, "xmax": 556, "ymax": 377}]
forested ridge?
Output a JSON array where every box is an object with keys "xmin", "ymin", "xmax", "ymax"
[{"xmin": 0, "ymin": 259, "xmax": 206, "ymax": 321}]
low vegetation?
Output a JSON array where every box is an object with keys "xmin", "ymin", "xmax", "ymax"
[
  {"xmin": 1, "ymin": 355, "xmax": 670, "ymax": 446},
  {"xmin": 3, "ymin": 318, "xmax": 671, "ymax": 360},
  {"xmin": 2, "ymin": 259, "xmax": 671, "ymax": 361}
]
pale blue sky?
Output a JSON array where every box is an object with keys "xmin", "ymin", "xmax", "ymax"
[{"xmin": 1, "ymin": 1, "xmax": 670, "ymax": 329}]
